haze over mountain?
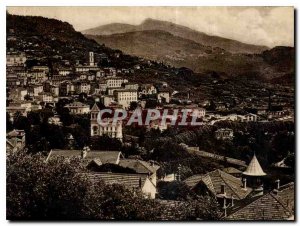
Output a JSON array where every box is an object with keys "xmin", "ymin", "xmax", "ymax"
[{"xmin": 83, "ymin": 18, "xmax": 268, "ymax": 54}]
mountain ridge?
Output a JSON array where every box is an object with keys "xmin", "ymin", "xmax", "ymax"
[{"xmin": 82, "ymin": 18, "xmax": 269, "ymax": 54}]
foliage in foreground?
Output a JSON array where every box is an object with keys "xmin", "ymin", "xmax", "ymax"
[{"xmin": 7, "ymin": 150, "xmax": 221, "ymax": 220}]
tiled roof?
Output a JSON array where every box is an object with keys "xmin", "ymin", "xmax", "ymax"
[
  {"xmin": 184, "ymin": 169, "xmax": 252, "ymax": 200},
  {"xmin": 7, "ymin": 129, "xmax": 25, "ymax": 137},
  {"xmin": 243, "ymin": 154, "xmax": 266, "ymax": 176},
  {"xmin": 90, "ymin": 103, "xmax": 100, "ymax": 112},
  {"xmin": 184, "ymin": 174, "xmax": 203, "ymax": 188},
  {"xmin": 46, "ymin": 149, "xmax": 120, "ymax": 165},
  {"xmin": 83, "ymin": 172, "xmax": 148, "ymax": 189},
  {"xmin": 276, "ymin": 182, "xmax": 294, "ymax": 213},
  {"xmin": 119, "ymin": 159, "xmax": 160, "ymax": 174},
  {"xmin": 226, "ymin": 186, "xmax": 294, "ymax": 220},
  {"xmin": 223, "ymin": 167, "xmax": 242, "ymax": 175},
  {"xmin": 65, "ymin": 102, "xmax": 89, "ymax": 108}
]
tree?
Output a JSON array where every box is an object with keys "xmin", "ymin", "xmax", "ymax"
[
  {"xmin": 6, "ymin": 112, "xmax": 13, "ymax": 132},
  {"xmin": 7, "ymin": 150, "xmax": 163, "ymax": 220},
  {"xmin": 7, "ymin": 150, "xmax": 88, "ymax": 219},
  {"xmin": 129, "ymin": 101, "xmax": 138, "ymax": 111},
  {"xmin": 90, "ymin": 135, "xmax": 122, "ymax": 151},
  {"xmin": 157, "ymin": 181, "xmax": 196, "ymax": 201}
]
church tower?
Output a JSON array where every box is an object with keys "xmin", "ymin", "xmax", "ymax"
[
  {"xmin": 89, "ymin": 52, "xmax": 94, "ymax": 66},
  {"xmin": 90, "ymin": 103, "xmax": 100, "ymax": 136}
]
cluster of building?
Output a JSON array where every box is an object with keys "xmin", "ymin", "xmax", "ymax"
[
  {"xmin": 184, "ymin": 154, "xmax": 294, "ymax": 220},
  {"xmin": 6, "ymin": 31, "xmax": 294, "ymax": 221},
  {"xmin": 42, "ymin": 147, "xmax": 294, "ymax": 220},
  {"xmin": 46, "ymin": 148, "xmax": 159, "ymax": 199}
]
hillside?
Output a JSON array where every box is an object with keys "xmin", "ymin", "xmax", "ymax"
[
  {"xmin": 6, "ymin": 13, "xmax": 141, "ymax": 69},
  {"xmin": 87, "ymin": 29, "xmax": 294, "ymax": 82},
  {"xmin": 83, "ymin": 18, "xmax": 268, "ymax": 54},
  {"xmin": 86, "ymin": 30, "xmax": 213, "ymax": 61},
  {"xmin": 7, "ymin": 13, "xmax": 294, "ymax": 85},
  {"xmin": 83, "ymin": 23, "xmax": 137, "ymax": 36}
]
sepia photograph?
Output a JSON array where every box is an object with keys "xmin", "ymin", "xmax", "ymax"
[{"xmin": 5, "ymin": 5, "xmax": 295, "ymax": 221}]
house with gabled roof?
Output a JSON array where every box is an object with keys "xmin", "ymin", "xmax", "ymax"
[
  {"xmin": 6, "ymin": 129, "xmax": 26, "ymax": 152},
  {"xmin": 226, "ymin": 182, "xmax": 294, "ymax": 220},
  {"xmin": 184, "ymin": 169, "xmax": 253, "ymax": 202},
  {"xmin": 119, "ymin": 159, "xmax": 160, "ymax": 186},
  {"xmin": 83, "ymin": 172, "xmax": 157, "ymax": 199},
  {"xmin": 46, "ymin": 148, "xmax": 123, "ymax": 166}
]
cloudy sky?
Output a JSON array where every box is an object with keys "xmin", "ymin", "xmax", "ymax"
[{"xmin": 7, "ymin": 6, "xmax": 294, "ymax": 47}]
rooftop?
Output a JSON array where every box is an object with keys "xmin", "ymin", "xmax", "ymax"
[
  {"xmin": 184, "ymin": 169, "xmax": 252, "ymax": 200},
  {"xmin": 65, "ymin": 102, "xmax": 90, "ymax": 108},
  {"xmin": 46, "ymin": 149, "xmax": 121, "ymax": 165},
  {"xmin": 82, "ymin": 172, "xmax": 149, "ymax": 189},
  {"xmin": 243, "ymin": 154, "xmax": 266, "ymax": 177},
  {"xmin": 119, "ymin": 159, "xmax": 160, "ymax": 174},
  {"xmin": 226, "ymin": 182, "xmax": 294, "ymax": 220}
]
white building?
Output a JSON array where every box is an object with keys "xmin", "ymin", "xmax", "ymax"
[
  {"xmin": 215, "ymin": 128, "xmax": 234, "ymax": 140},
  {"xmin": 125, "ymin": 83, "xmax": 139, "ymax": 90},
  {"xmin": 192, "ymin": 108, "xmax": 206, "ymax": 118},
  {"xmin": 32, "ymin": 66, "xmax": 49, "ymax": 74},
  {"xmin": 59, "ymin": 81, "xmax": 75, "ymax": 96},
  {"xmin": 75, "ymin": 65, "xmax": 99, "ymax": 72},
  {"xmin": 140, "ymin": 84, "xmax": 157, "ymax": 96},
  {"xmin": 114, "ymin": 89, "xmax": 138, "ymax": 109},
  {"xmin": 75, "ymin": 82, "xmax": 91, "ymax": 94},
  {"xmin": 6, "ymin": 52, "xmax": 26, "ymax": 66},
  {"xmin": 100, "ymin": 95, "xmax": 114, "ymax": 107},
  {"xmin": 238, "ymin": 113, "xmax": 258, "ymax": 122},
  {"xmin": 90, "ymin": 103, "xmax": 123, "ymax": 140},
  {"xmin": 38, "ymin": 92, "xmax": 54, "ymax": 103},
  {"xmin": 28, "ymin": 85, "xmax": 43, "ymax": 97},
  {"xmin": 48, "ymin": 115, "xmax": 62, "ymax": 126},
  {"xmin": 58, "ymin": 68, "xmax": 72, "ymax": 76},
  {"xmin": 105, "ymin": 77, "xmax": 128, "ymax": 88},
  {"xmin": 65, "ymin": 102, "xmax": 90, "ymax": 114},
  {"xmin": 157, "ymin": 91, "xmax": 170, "ymax": 103}
]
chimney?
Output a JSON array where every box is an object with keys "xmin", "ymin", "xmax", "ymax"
[
  {"xmin": 242, "ymin": 178, "xmax": 247, "ymax": 190},
  {"xmin": 177, "ymin": 165, "xmax": 181, "ymax": 182},
  {"xmin": 223, "ymin": 196, "xmax": 227, "ymax": 208},
  {"xmin": 81, "ymin": 146, "xmax": 89, "ymax": 159},
  {"xmin": 221, "ymin": 184, "xmax": 226, "ymax": 195},
  {"xmin": 223, "ymin": 197, "xmax": 227, "ymax": 217},
  {"xmin": 81, "ymin": 150, "xmax": 87, "ymax": 159},
  {"xmin": 224, "ymin": 208, "xmax": 227, "ymax": 218},
  {"xmin": 275, "ymin": 179, "xmax": 280, "ymax": 190}
]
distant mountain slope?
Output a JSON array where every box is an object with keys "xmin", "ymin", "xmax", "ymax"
[
  {"xmin": 7, "ymin": 13, "xmax": 294, "ymax": 85},
  {"xmin": 83, "ymin": 18, "xmax": 268, "ymax": 54},
  {"xmin": 86, "ymin": 30, "xmax": 212, "ymax": 60},
  {"xmin": 87, "ymin": 29, "xmax": 294, "ymax": 83},
  {"xmin": 83, "ymin": 23, "xmax": 137, "ymax": 36}
]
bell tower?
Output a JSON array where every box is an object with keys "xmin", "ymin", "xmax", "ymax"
[
  {"xmin": 90, "ymin": 103, "xmax": 100, "ymax": 136},
  {"xmin": 89, "ymin": 52, "xmax": 94, "ymax": 66}
]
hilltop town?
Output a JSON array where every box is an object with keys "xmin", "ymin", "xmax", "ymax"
[{"xmin": 6, "ymin": 13, "xmax": 295, "ymax": 221}]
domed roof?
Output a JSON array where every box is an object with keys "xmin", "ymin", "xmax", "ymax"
[{"xmin": 243, "ymin": 154, "xmax": 266, "ymax": 176}]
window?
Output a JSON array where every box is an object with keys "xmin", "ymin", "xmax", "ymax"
[{"xmin": 93, "ymin": 126, "xmax": 98, "ymax": 135}]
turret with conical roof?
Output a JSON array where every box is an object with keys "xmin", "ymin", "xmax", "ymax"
[
  {"xmin": 243, "ymin": 154, "xmax": 266, "ymax": 177},
  {"xmin": 243, "ymin": 154, "xmax": 266, "ymax": 193}
]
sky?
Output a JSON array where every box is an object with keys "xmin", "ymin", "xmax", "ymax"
[{"xmin": 7, "ymin": 6, "xmax": 294, "ymax": 47}]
